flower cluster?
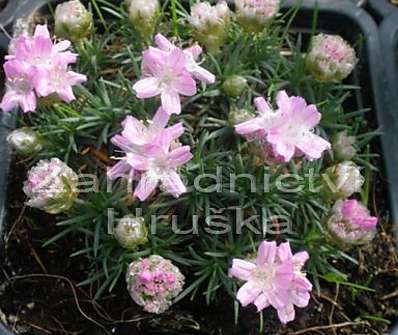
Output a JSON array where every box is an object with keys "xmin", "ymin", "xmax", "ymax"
[
  {"xmin": 235, "ymin": 0, "xmax": 280, "ymax": 33},
  {"xmin": 126, "ymin": 255, "xmax": 185, "ymax": 314},
  {"xmin": 322, "ymin": 161, "xmax": 364, "ymax": 200},
  {"xmin": 23, "ymin": 158, "xmax": 79, "ymax": 214},
  {"xmin": 327, "ymin": 199, "xmax": 378, "ymax": 246},
  {"xmin": 127, "ymin": 0, "xmax": 160, "ymax": 39},
  {"xmin": 54, "ymin": 0, "xmax": 93, "ymax": 42},
  {"xmin": 114, "ymin": 215, "xmax": 148, "ymax": 250},
  {"xmin": 108, "ymin": 107, "xmax": 192, "ymax": 201},
  {"xmin": 189, "ymin": 1, "xmax": 230, "ymax": 53},
  {"xmin": 332, "ymin": 130, "xmax": 357, "ymax": 161},
  {"xmin": 1, "ymin": 25, "xmax": 86, "ymax": 113},
  {"xmin": 235, "ymin": 90, "xmax": 331, "ymax": 163},
  {"xmin": 133, "ymin": 34, "xmax": 215, "ymax": 115},
  {"xmin": 7, "ymin": 127, "xmax": 43, "ymax": 156},
  {"xmin": 306, "ymin": 34, "xmax": 357, "ymax": 83},
  {"xmin": 230, "ymin": 241, "xmax": 312, "ymax": 324}
]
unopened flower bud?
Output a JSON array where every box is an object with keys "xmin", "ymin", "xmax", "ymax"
[
  {"xmin": 23, "ymin": 158, "xmax": 79, "ymax": 214},
  {"xmin": 322, "ymin": 161, "xmax": 364, "ymax": 200},
  {"xmin": 54, "ymin": 0, "xmax": 93, "ymax": 42},
  {"xmin": 189, "ymin": 1, "xmax": 230, "ymax": 53},
  {"xmin": 126, "ymin": 255, "xmax": 185, "ymax": 314},
  {"xmin": 235, "ymin": 0, "xmax": 280, "ymax": 33},
  {"xmin": 228, "ymin": 108, "xmax": 253, "ymax": 125},
  {"xmin": 332, "ymin": 131, "xmax": 356, "ymax": 161},
  {"xmin": 306, "ymin": 34, "xmax": 357, "ymax": 83},
  {"xmin": 128, "ymin": 0, "xmax": 160, "ymax": 40},
  {"xmin": 222, "ymin": 75, "xmax": 247, "ymax": 97},
  {"xmin": 327, "ymin": 199, "xmax": 377, "ymax": 248},
  {"xmin": 7, "ymin": 127, "xmax": 43, "ymax": 156},
  {"xmin": 114, "ymin": 215, "xmax": 148, "ymax": 249}
]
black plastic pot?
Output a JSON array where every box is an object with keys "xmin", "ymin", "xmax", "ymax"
[
  {"xmin": 0, "ymin": 0, "xmax": 397, "ymax": 334},
  {"xmin": 367, "ymin": 0, "xmax": 397, "ymax": 22},
  {"xmin": 380, "ymin": 11, "xmax": 398, "ymax": 243}
]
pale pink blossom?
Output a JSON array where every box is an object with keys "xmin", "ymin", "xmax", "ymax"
[
  {"xmin": 0, "ymin": 60, "xmax": 36, "ymax": 113},
  {"xmin": 154, "ymin": 33, "xmax": 215, "ymax": 84},
  {"xmin": 235, "ymin": 0, "xmax": 280, "ymax": 33},
  {"xmin": 130, "ymin": 130, "xmax": 193, "ymax": 201},
  {"xmin": 8, "ymin": 24, "xmax": 77, "ymax": 68},
  {"xmin": 229, "ymin": 241, "xmax": 312, "ymax": 324},
  {"xmin": 23, "ymin": 158, "xmax": 79, "ymax": 214},
  {"xmin": 235, "ymin": 91, "xmax": 331, "ymax": 162},
  {"xmin": 34, "ymin": 60, "xmax": 87, "ymax": 102},
  {"xmin": 340, "ymin": 199, "xmax": 378, "ymax": 229},
  {"xmin": 133, "ymin": 47, "xmax": 196, "ymax": 115},
  {"xmin": 327, "ymin": 199, "xmax": 378, "ymax": 246},
  {"xmin": 108, "ymin": 108, "xmax": 191, "ymax": 201},
  {"xmin": 306, "ymin": 34, "xmax": 357, "ymax": 82},
  {"xmin": 108, "ymin": 107, "xmax": 182, "ymax": 182},
  {"xmin": 126, "ymin": 255, "xmax": 185, "ymax": 314},
  {"xmin": 1, "ymin": 24, "xmax": 86, "ymax": 113}
]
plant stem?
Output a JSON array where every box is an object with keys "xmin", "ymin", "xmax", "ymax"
[{"xmin": 170, "ymin": 0, "xmax": 178, "ymax": 37}]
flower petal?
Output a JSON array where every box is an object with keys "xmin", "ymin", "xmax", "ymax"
[
  {"xmin": 133, "ymin": 77, "xmax": 161, "ymax": 99},
  {"xmin": 160, "ymin": 170, "xmax": 186, "ymax": 198},
  {"xmin": 168, "ymin": 146, "xmax": 193, "ymax": 168},
  {"xmin": 254, "ymin": 97, "xmax": 273, "ymax": 115},
  {"xmin": 229, "ymin": 259, "xmax": 255, "ymax": 281},
  {"xmin": 134, "ymin": 173, "xmax": 159, "ymax": 201},
  {"xmin": 277, "ymin": 303, "xmax": 295, "ymax": 324},
  {"xmin": 175, "ymin": 73, "xmax": 197, "ymax": 96},
  {"xmin": 256, "ymin": 241, "xmax": 277, "ymax": 265},
  {"xmin": 161, "ymin": 89, "xmax": 181, "ymax": 115},
  {"xmin": 254, "ymin": 293, "xmax": 270, "ymax": 312},
  {"xmin": 236, "ymin": 282, "xmax": 261, "ymax": 307},
  {"xmin": 154, "ymin": 33, "xmax": 174, "ymax": 51}
]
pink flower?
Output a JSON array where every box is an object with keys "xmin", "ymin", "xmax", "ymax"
[
  {"xmin": 306, "ymin": 34, "xmax": 357, "ymax": 83},
  {"xmin": 1, "ymin": 24, "xmax": 86, "ymax": 113},
  {"xmin": 327, "ymin": 199, "xmax": 378, "ymax": 246},
  {"xmin": 340, "ymin": 199, "xmax": 377, "ymax": 229},
  {"xmin": 34, "ymin": 60, "xmax": 87, "ymax": 102},
  {"xmin": 0, "ymin": 60, "xmax": 36, "ymax": 113},
  {"xmin": 229, "ymin": 241, "xmax": 312, "ymax": 324},
  {"xmin": 131, "ymin": 130, "xmax": 193, "ymax": 201},
  {"xmin": 235, "ymin": 91, "xmax": 331, "ymax": 162},
  {"xmin": 8, "ymin": 24, "xmax": 77, "ymax": 68},
  {"xmin": 126, "ymin": 255, "xmax": 185, "ymax": 314},
  {"xmin": 108, "ymin": 108, "xmax": 192, "ymax": 201},
  {"xmin": 108, "ymin": 108, "xmax": 182, "ymax": 182},
  {"xmin": 154, "ymin": 34, "xmax": 215, "ymax": 84},
  {"xmin": 235, "ymin": 96, "xmax": 279, "ymax": 141},
  {"xmin": 133, "ymin": 47, "xmax": 196, "ymax": 116}
]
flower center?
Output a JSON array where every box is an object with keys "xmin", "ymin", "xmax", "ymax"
[
  {"xmin": 8, "ymin": 77, "xmax": 32, "ymax": 94},
  {"xmin": 251, "ymin": 264, "xmax": 276, "ymax": 290}
]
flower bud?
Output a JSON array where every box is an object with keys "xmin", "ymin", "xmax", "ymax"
[
  {"xmin": 228, "ymin": 108, "xmax": 253, "ymax": 125},
  {"xmin": 322, "ymin": 161, "xmax": 364, "ymax": 200},
  {"xmin": 7, "ymin": 127, "xmax": 43, "ymax": 156},
  {"xmin": 235, "ymin": 0, "xmax": 280, "ymax": 33},
  {"xmin": 54, "ymin": 0, "xmax": 93, "ymax": 42},
  {"xmin": 306, "ymin": 34, "xmax": 357, "ymax": 83},
  {"xmin": 128, "ymin": 0, "xmax": 160, "ymax": 40},
  {"xmin": 327, "ymin": 199, "xmax": 377, "ymax": 248},
  {"xmin": 332, "ymin": 131, "xmax": 356, "ymax": 161},
  {"xmin": 114, "ymin": 215, "xmax": 148, "ymax": 249},
  {"xmin": 126, "ymin": 255, "xmax": 185, "ymax": 314},
  {"xmin": 23, "ymin": 158, "xmax": 79, "ymax": 214},
  {"xmin": 189, "ymin": 1, "xmax": 230, "ymax": 54},
  {"xmin": 222, "ymin": 75, "xmax": 247, "ymax": 97}
]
